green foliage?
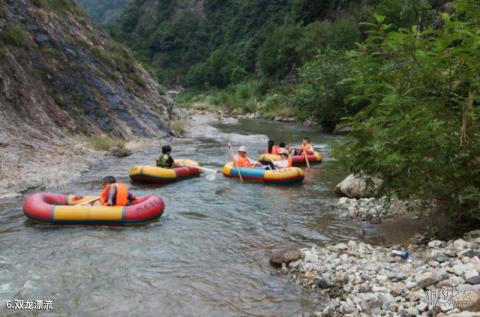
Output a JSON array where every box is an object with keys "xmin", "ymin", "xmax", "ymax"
[
  {"xmin": 371, "ymin": 0, "xmax": 436, "ymax": 29},
  {"xmin": 291, "ymin": 49, "xmax": 360, "ymax": 131},
  {"xmin": 87, "ymin": 135, "xmax": 125, "ymax": 151},
  {"xmin": 33, "ymin": 0, "xmax": 71, "ymax": 13},
  {"xmin": 335, "ymin": 10, "xmax": 480, "ymax": 220},
  {"xmin": 0, "ymin": 24, "xmax": 30, "ymax": 47},
  {"xmin": 74, "ymin": 0, "xmax": 129, "ymax": 24}
]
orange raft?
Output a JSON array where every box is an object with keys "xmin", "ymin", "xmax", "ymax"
[{"xmin": 23, "ymin": 193, "xmax": 165, "ymax": 225}]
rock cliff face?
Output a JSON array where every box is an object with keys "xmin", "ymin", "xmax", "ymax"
[
  {"xmin": 0, "ymin": 0, "xmax": 174, "ymax": 141},
  {"xmin": 0, "ymin": 0, "xmax": 176, "ymax": 195}
]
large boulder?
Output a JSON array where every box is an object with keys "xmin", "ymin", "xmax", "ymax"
[
  {"xmin": 335, "ymin": 174, "xmax": 383, "ymax": 198},
  {"xmin": 269, "ymin": 248, "xmax": 302, "ymax": 268}
]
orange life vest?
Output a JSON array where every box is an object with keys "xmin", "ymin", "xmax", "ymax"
[
  {"xmin": 234, "ymin": 155, "xmax": 254, "ymax": 168},
  {"xmin": 302, "ymin": 144, "xmax": 314, "ymax": 154},
  {"xmin": 267, "ymin": 145, "xmax": 281, "ymax": 155},
  {"xmin": 100, "ymin": 183, "xmax": 129, "ymax": 206}
]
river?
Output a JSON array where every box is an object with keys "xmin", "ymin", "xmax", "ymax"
[{"xmin": 0, "ymin": 119, "xmax": 378, "ymax": 316}]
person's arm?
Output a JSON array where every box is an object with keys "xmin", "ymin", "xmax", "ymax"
[
  {"xmin": 168, "ymin": 156, "xmax": 175, "ymax": 168},
  {"xmin": 107, "ymin": 184, "xmax": 116, "ymax": 206},
  {"xmin": 248, "ymin": 157, "xmax": 262, "ymax": 167}
]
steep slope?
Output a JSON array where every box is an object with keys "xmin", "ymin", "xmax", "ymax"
[
  {"xmin": 74, "ymin": 0, "xmax": 129, "ymax": 24},
  {"xmin": 0, "ymin": 0, "xmax": 176, "ymax": 195}
]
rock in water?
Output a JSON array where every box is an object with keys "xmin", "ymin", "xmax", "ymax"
[
  {"xmin": 335, "ymin": 174, "xmax": 382, "ymax": 198},
  {"xmin": 269, "ymin": 248, "xmax": 302, "ymax": 268},
  {"xmin": 110, "ymin": 147, "xmax": 132, "ymax": 158}
]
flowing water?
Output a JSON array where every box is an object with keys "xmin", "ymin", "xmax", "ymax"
[{"xmin": 0, "ymin": 119, "xmax": 376, "ymax": 316}]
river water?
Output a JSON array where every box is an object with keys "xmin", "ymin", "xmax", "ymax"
[{"xmin": 0, "ymin": 119, "xmax": 374, "ymax": 316}]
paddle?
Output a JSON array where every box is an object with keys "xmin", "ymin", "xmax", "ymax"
[
  {"xmin": 179, "ymin": 164, "xmax": 220, "ymax": 181},
  {"xmin": 227, "ymin": 142, "xmax": 243, "ymax": 182},
  {"xmin": 302, "ymin": 144, "xmax": 311, "ymax": 168},
  {"xmin": 77, "ymin": 197, "xmax": 100, "ymax": 206}
]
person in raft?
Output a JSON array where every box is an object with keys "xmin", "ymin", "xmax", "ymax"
[
  {"xmin": 277, "ymin": 142, "xmax": 286, "ymax": 153},
  {"xmin": 295, "ymin": 137, "xmax": 314, "ymax": 155},
  {"xmin": 272, "ymin": 146, "xmax": 293, "ymax": 169},
  {"xmin": 100, "ymin": 176, "xmax": 135, "ymax": 206},
  {"xmin": 231, "ymin": 145, "xmax": 262, "ymax": 168},
  {"xmin": 156, "ymin": 145, "xmax": 176, "ymax": 168},
  {"xmin": 267, "ymin": 140, "xmax": 280, "ymax": 154}
]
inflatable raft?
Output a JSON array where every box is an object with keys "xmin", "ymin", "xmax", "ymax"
[
  {"xmin": 23, "ymin": 193, "xmax": 165, "ymax": 225},
  {"xmin": 129, "ymin": 159, "xmax": 201, "ymax": 184},
  {"xmin": 223, "ymin": 162, "xmax": 304, "ymax": 185},
  {"xmin": 258, "ymin": 151, "xmax": 323, "ymax": 166}
]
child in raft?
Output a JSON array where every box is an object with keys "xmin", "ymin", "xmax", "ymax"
[
  {"xmin": 156, "ymin": 145, "xmax": 176, "ymax": 168},
  {"xmin": 272, "ymin": 147, "xmax": 293, "ymax": 169},
  {"xmin": 96, "ymin": 176, "xmax": 135, "ymax": 206}
]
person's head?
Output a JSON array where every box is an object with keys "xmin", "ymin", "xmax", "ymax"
[
  {"xmin": 280, "ymin": 151, "xmax": 289, "ymax": 159},
  {"xmin": 302, "ymin": 137, "xmax": 310, "ymax": 145},
  {"xmin": 237, "ymin": 145, "xmax": 247, "ymax": 157},
  {"xmin": 279, "ymin": 142, "xmax": 286, "ymax": 148},
  {"xmin": 162, "ymin": 145, "xmax": 172, "ymax": 155},
  {"xmin": 268, "ymin": 140, "xmax": 275, "ymax": 147},
  {"xmin": 102, "ymin": 176, "xmax": 116, "ymax": 186}
]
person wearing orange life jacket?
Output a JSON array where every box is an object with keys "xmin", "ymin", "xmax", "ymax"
[
  {"xmin": 267, "ymin": 140, "xmax": 280, "ymax": 155},
  {"xmin": 234, "ymin": 146, "xmax": 262, "ymax": 168},
  {"xmin": 295, "ymin": 137, "xmax": 314, "ymax": 155},
  {"xmin": 100, "ymin": 176, "xmax": 136, "ymax": 206},
  {"xmin": 277, "ymin": 142, "xmax": 286, "ymax": 154},
  {"xmin": 272, "ymin": 147, "xmax": 293, "ymax": 169}
]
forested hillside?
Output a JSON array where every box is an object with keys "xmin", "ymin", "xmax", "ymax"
[{"xmin": 74, "ymin": 0, "xmax": 129, "ymax": 24}]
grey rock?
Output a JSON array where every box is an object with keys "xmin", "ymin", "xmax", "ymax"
[
  {"xmin": 454, "ymin": 239, "xmax": 473, "ymax": 251},
  {"xmin": 461, "ymin": 250, "xmax": 480, "ymax": 258},
  {"xmin": 467, "ymin": 276, "xmax": 480, "ymax": 285},
  {"xmin": 416, "ymin": 271, "xmax": 447, "ymax": 288},
  {"xmin": 110, "ymin": 146, "xmax": 132, "ymax": 157},
  {"xmin": 315, "ymin": 278, "xmax": 333, "ymax": 289},
  {"xmin": 428, "ymin": 240, "xmax": 444, "ymax": 248},
  {"xmin": 270, "ymin": 248, "xmax": 302, "ymax": 268}
]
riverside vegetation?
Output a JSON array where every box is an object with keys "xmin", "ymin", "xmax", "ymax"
[{"xmin": 98, "ymin": 0, "xmax": 480, "ymax": 223}]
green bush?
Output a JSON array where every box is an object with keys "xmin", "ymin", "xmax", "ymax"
[
  {"xmin": 1, "ymin": 24, "xmax": 29, "ymax": 47},
  {"xmin": 335, "ymin": 12, "xmax": 480, "ymax": 221},
  {"xmin": 88, "ymin": 135, "xmax": 125, "ymax": 151}
]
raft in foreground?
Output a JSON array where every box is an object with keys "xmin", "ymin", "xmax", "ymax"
[
  {"xmin": 258, "ymin": 151, "xmax": 323, "ymax": 166},
  {"xmin": 23, "ymin": 193, "xmax": 165, "ymax": 225},
  {"xmin": 223, "ymin": 162, "xmax": 304, "ymax": 185},
  {"xmin": 129, "ymin": 159, "xmax": 201, "ymax": 184}
]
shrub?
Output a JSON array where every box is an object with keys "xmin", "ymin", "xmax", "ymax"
[
  {"xmin": 88, "ymin": 135, "xmax": 125, "ymax": 151},
  {"xmin": 1, "ymin": 24, "xmax": 29, "ymax": 47}
]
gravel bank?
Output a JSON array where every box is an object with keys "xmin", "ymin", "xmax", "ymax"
[{"xmin": 277, "ymin": 230, "xmax": 480, "ymax": 316}]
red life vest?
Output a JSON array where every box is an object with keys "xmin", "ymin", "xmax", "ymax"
[{"xmin": 100, "ymin": 183, "xmax": 129, "ymax": 206}]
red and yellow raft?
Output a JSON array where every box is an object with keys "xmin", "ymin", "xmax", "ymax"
[
  {"xmin": 223, "ymin": 162, "xmax": 304, "ymax": 185},
  {"xmin": 258, "ymin": 151, "xmax": 323, "ymax": 166},
  {"xmin": 23, "ymin": 193, "xmax": 165, "ymax": 225},
  {"xmin": 129, "ymin": 159, "xmax": 201, "ymax": 184}
]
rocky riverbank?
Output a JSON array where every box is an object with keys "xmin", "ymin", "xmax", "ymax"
[{"xmin": 273, "ymin": 231, "xmax": 480, "ymax": 316}]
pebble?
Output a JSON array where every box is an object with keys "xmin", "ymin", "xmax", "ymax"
[{"xmin": 285, "ymin": 230, "xmax": 480, "ymax": 316}]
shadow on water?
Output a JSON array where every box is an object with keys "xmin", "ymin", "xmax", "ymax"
[{"xmin": 0, "ymin": 119, "xmax": 358, "ymax": 316}]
